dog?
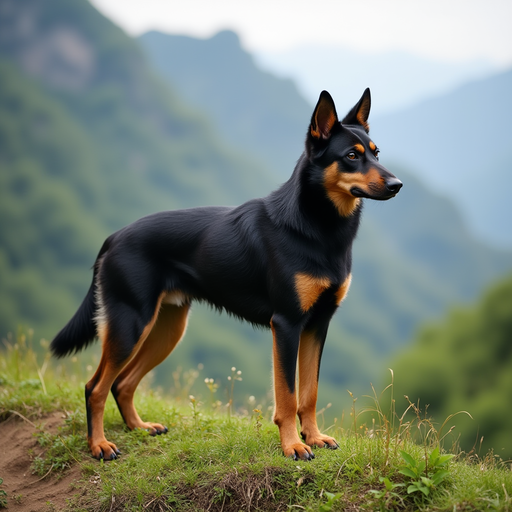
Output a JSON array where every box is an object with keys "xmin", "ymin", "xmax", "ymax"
[{"xmin": 51, "ymin": 89, "xmax": 402, "ymax": 461}]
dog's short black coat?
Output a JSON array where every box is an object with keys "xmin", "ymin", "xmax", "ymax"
[{"xmin": 51, "ymin": 89, "xmax": 402, "ymax": 461}]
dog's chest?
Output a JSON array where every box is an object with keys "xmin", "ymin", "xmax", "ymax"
[{"xmin": 294, "ymin": 272, "xmax": 352, "ymax": 313}]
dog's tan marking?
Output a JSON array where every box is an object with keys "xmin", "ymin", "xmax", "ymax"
[
  {"xmin": 324, "ymin": 163, "xmax": 361, "ymax": 217},
  {"xmin": 271, "ymin": 321, "xmax": 313, "ymax": 460},
  {"xmin": 297, "ymin": 331, "xmax": 338, "ymax": 448},
  {"xmin": 354, "ymin": 143, "xmax": 365, "ymax": 154},
  {"xmin": 335, "ymin": 274, "xmax": 352, "ymax": 305},
  {"xmin": 369, "ymin": 140, "xmax": 376, "ymax": 152},
  {"xmin": 295, "ymin": 273, "xmax": 331, "ymax": 312},
  {"xmin": 324, "ymin": 163, "xmax": 387, "ymax": 214}
]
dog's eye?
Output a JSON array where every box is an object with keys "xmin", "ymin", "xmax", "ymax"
[
  {"xmin": 375, "ymin": 149, "xmax": 380, "ymax": 160},
  {"xmin": 347, "ymin": 152, "xmax": 357, "ymax": 160}
]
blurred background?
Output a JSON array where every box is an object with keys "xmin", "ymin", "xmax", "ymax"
[{"xmin": 0, "ymin": 0, "xmax": 511, "ymax": 456}]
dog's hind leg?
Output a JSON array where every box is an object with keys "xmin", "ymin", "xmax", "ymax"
[
  {"xmin": 110, "ymin": 301, "xmax": 190, "ymax": 434},
  {"xmin": 271, "ymin": 315, "xmax": 315, "ymax": 461},
  {"xmin": 85, "ymin": 295, "xmax": 170, "ymax": 460},
  {"xmin": 297, "ymin": 330, "xmax": 338, "ymax": 449}
]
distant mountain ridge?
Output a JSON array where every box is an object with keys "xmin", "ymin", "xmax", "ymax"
[
  {"xmin": 254, "ymin": 44, "xmax": 496, "ymax": 116},
  {"xmin": 139, "ymin": 30, "xmax": 311, "ymax": 177},
  {"xmin": 371, "ymin": 68, "xmax": 512, "ymax": 248}
]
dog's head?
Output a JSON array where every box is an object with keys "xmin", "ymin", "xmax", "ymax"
[{"xmin": 307, "ymin": 89, "xmax": 402, "ymax": 216}]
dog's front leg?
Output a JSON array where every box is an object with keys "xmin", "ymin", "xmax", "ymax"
[
  {"xmin": 297, "ymin": 330, "xmax": 339, "ymax": 449},
  {"xmin": 271, "ymin": 314, "xmax": 315, "ymax": 461}
]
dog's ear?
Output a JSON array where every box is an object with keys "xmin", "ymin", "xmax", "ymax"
[
  {"xmin": 341, "ymin": 88, "xmax": 371, "ymax": 132},
  {"xmin": 310, "ymin": 91, "xmax": 338, "ymax": 140}
]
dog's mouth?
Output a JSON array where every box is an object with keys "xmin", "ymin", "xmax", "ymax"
[{"xmin": 351, "ymin": 178, "xmax": 402, "ymax": 201}]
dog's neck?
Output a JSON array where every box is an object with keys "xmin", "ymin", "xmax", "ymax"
[{"xmin": 265, "ymin": 153, "xmax": 362, "ymax": 245}]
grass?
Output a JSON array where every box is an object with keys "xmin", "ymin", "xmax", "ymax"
[{"xmin": 1, "ymin": 331, "xmax": 512, "ymax": 511}]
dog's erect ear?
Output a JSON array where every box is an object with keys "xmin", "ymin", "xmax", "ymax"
[
  {"xmin": 341, "ymin": 88, "xmax": 371, "ymax": 132},
  {"xmin": 310, "ymin": 91, "xmax": 338, "ymax": 140}
]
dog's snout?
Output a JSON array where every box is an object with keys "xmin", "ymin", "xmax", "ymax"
[{"xmin": 386, "ymin": 177, "xmax": 402, "ymax": 194}]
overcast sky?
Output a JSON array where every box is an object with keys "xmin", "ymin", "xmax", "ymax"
[{"xmin": 90, "ymin": 0, "xmax": 512, "ymax": 67}]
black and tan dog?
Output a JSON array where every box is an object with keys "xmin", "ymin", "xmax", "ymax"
[{"xmin": 51, "ymin": 89, "xmax": 402, "ymax": 461}]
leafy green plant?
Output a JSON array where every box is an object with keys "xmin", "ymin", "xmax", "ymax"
[
  {"xmin": 32, "ymin": 429, "xmax": 87, "ymax": 475},
  {"xmin": 399, "ymin": 447, "xmax": 454, "ymax": 497},
  {"xmin": 318, "ymin": 491, "xmax": 342, "ymax": 512},
  {"xmin": 0, "ymin": 477, "xmax": 7, "ymax": 508},
  {"xmin": 368, "ymin": 476, "xmax": 404, "ymax": 509}
]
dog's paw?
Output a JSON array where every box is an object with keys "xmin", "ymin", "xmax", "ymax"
[
  {"xmin": 90, "ymin": 439, "xmax": 121, "ymax": 460},
  {"xmin": 283, "ymin": 441, "xmax": 315, "ymax": 461},
  {"xmin": 136, "ymin": 422, "xmax": 168, "ymax": 436},
  {"xmin": 302, "ymin": 432, "xmax": 339, "ymax": 450}
]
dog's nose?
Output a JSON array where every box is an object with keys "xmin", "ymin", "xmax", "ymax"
[{"xmin": 386, "ymin": 178, "xmax": 403, "ymax": 194}]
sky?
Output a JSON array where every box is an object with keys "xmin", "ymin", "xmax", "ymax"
[{"xmin": 90, "ymin": 0, "xmax": 512, "ymax": 67}]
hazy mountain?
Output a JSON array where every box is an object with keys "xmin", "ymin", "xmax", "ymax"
[
  {"xmin": 255, "ymin": 45, "xmax": 496, "ymax": 116},
  {"xmin": 139, "ymin": 30, "xmax": 310, "ymax": 176},
  {"xmin": 371, "ymin": 68, "xmax": 512, "ymax": 248}
]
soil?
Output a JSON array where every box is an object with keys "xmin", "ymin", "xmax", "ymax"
[{"xmin": 0, "ymin": 412, "xmax": 83, "ymax": 512}]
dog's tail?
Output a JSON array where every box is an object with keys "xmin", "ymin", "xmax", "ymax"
[{"xmin": 50, "ymin": 240, "xmax": 109, "ymax": 358}]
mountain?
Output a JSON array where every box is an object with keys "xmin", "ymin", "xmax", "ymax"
[
  {"xmin": 139, "ymin": 30, "xmax": 310, "ymax": 176},
  {"xmin": 254, "ymin": 45, "xmax": 495, "ymax": 116},
  {"xmin": 371, "ymin": 69, "xmax": 512, "ymax": 248}
]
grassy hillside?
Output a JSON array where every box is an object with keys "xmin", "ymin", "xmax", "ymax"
[{"xmin": 2, "ymin": 341, "xmax": 512, "ymax": 511}]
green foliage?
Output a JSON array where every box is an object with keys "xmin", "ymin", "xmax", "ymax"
[
  {"xmin": 32, "ymin": 426, "xmax": 87, "ymax": 475},
  {"xmin": 0, "ymin": 477, "xmax": 7, "ymax": 508},
  {"xmin": 318, "ymin": 491, "xmax": 343, "ymax": 512},
  {"xmin": 392, "ymin": 273, "xmax": 512, "ymax": 457},
  {"xmin": 398, "ymin": 447, "xmax": 454, "ymax": 497},
  {"xmin": 0, "ymin": 1, "xmax": 274, "ymax": 341}
]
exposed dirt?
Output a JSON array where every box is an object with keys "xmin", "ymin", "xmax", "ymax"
[{"xmin": 0, "ymin": 412, "xmax": 83, "ymax": 511}]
